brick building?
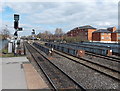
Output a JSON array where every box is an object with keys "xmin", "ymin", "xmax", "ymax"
[
  {"xmin": 111, "ymin": 30, "xmax": 120, "ymax": 42},
  {"xmin": 66, "ymin": 26, "xmax": 119, "ymax": 43},
  {"xmin": 92, "ymin": 27, "xmax": 119, "ymax": 43},
  {"xmin": 67, "ymin": 25, "xmax": 96, "ymax": 41},
  {"xmin": 92, "ymin": 29, "xmax": 112, "ymax": 42}
]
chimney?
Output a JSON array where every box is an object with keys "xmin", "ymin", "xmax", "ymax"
[{"xmin": 107, "ymin": 27, "xmax": 116, "ymax": 32}]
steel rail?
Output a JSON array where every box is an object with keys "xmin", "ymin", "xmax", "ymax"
[
  {"xmin": 24, "ymin": 42, "xmax": 57, "ymax": 91},
  {"xmin": 53, "ymin": 50, "xmax": 120, "ymax": 82},
  {"xmin": 25, "ymin": 42, "xmax": 86, "ymax": 91},
  {"xmin": 43, "ymin": 43, "xmax": 120, "ymax": 82},
  {"xmin": 85, "ymin": 52, "xmax": 120, "ymax": 63}
]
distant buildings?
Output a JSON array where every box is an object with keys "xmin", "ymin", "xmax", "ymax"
[
  {"xmin": 92, "ymin": 27, "xmax": 119, "ymax": 43},
  {"xmin": 67, "ymin": 25, "xmax": 96, "ymax": 41},
  {"xmin": 92, "ymin": 29, "xmax": 112, "ymax": 42},
  {"xmin": 66, "ymin": 25, "xmax": 120, "ymax": 43},
  {"xmin": 111, "ymin": 30, "xmax": 120, "ymax": 42}
]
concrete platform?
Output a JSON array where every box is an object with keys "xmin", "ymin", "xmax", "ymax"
[
  {"xmin": 2, "ymin": 56, "xmax": 49, "ymax": 90},
  {"xmin": 23, "ymin": 63, "xmax": 49, "ymax": 89},
  {"xmin": 2, "ymin": 57, "xmax": 29, "ymax": 89}
]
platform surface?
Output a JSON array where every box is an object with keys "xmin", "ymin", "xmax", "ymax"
[
  {"xmin": 23, "ymin": 63, "xmax": 49, "ymax": 89},
  {"xmin": 1, "ymin": 56, "xmax": 49, "ymax": 90},
  {"xmin": 2, "ymin": 57, "xmax": 29, "ymax": 89}
]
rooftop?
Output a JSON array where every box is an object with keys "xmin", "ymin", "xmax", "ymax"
[
  {"xmin": 107, "ymin": 27, "xmax": 115, "ymax": 29},
  {"xmin": 93, "ymin": 29, "xmax": 112, "ymax": 33},
  {"xmin": 78, "ymin": 25, "xmax": 96, "ymax": 29},
  {"xmin": 113, "ymin": 30, "xmax": 120, "ymax": 33},
  {"xmin": 71, "ymin": 25, "xmax": 96, "ymax": 31}
]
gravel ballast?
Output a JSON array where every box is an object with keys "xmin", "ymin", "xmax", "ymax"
[
  {"xmin": 50, "ymin": 53, "xmax": 119, "ymax": 89},
  {"xmin": 33, "ymin": 43, "xmax": 120, "ymax": 89}
]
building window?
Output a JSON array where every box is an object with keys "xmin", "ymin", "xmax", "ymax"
[
  {"xmin": 106, "ymin": 33, "xmax": 111, "ymax": 35},
  {"xmin": 118, "ymin": 37, "xmax": 120, "ymax": 39},
  {"xmin": 101, "ymin": 37, "xmax": 104, "ymax": 39},
  {"xmin": 85, "ymin": 32, "xmax": 87, "ymax": 35},
  {"xmin": 101, "ymin": 33, "xmax": 104, "ymax": 35},
  {"xmin": 106, "ymin": 37, "xmax": 110, "ymax": 39}
]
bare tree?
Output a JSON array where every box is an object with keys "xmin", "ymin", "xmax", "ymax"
[
  {"xmin": 55, "ymin": 28, "xmax": 63, "ymax": 36},
  {"xmin": 37, "ymin": 31, "xmax": 52, "ymax": 41},
  {"xmin": 0, "ymin": 25, "xmax": 10, "ymax": 40},
  {"xmin": 44, "ymin": 30, "xmax": 51, "ymax": 35}
]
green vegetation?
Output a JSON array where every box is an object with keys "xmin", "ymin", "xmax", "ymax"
[
  {"xmin": 1, "ymin": 48, "xmax": 8, "ymax": 53},
  {"xmin": 0, "ymin": 48, "xmax": 14, "ymax": 57},
  {"xmin": 0, "ymin": 48, "xmax": 12, "ymax": 57},
  {"xmin": 0, "ymin": 48, "xmax": 25, "ymax": 57},
  {"xmin": 64, "ymin": 36, "xmax": 89, "ymax": 43},
  {"xmin": 1, "ymin": 53, "xmax": 15, "ymax": 57},
  {"xmin": 0, "ymin": 35, "xmax": 2, "ymax": 40}
]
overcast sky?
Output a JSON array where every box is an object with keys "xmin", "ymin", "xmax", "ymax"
[{"xmin": 0, "ymin": 0, "xmax": 119, "ymax": 36}]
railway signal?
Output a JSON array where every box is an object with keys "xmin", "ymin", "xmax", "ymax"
[
  {"xmin": 13, "ymin": 14, "xmax": 23, "ymax": 55},
  {"xmin": 18, "ymin": 27, "xmax": 23, "ymax": 31},
  {"xmin": 14, "ymin": 14, "xmax": 19, "ymax": 21},
  {"xmin": 14, "ymin": 14, "xmax": 19, "ymax": 29},
  {"xmin": 32, "ymin": 29, "xmax": 35, "ymax": 35},
  {"xmin": 14, "ymin": 31, "xmax": 18, "ymax": 39},
  {"xmin": 14, "ymin": 21, "xmax": 19, "ymax": 29},
  {"xmin": 14, "ymin": 14, "xmax": 23, "ymax": 31},
  {"xmin": 32, "ymin": 29, "xmax": 35, "ymax": 40}
]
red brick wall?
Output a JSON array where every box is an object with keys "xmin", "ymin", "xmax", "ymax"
[
  {"xmin": 88, "ymin": 29, "xmax": 96, "ymax": 41},
  {"xmin": 111, "ymin": 33, "xmax": 120, "ymax": 42},
  {"xmin": 118, "ymin": 34, "xmax": 120, "ymax": 42},
  {"xmin": 92, "ymin": 32, "xmax": 101, "ymax": 41},
  {"xmin": 111, "ymin": 33, "xmax": 117, "ymax": 41},
  {"xmin": 100, "ymin": 33, "xmax": 111, "ymax": 41},
  {"xmin": 67, "ymin": 28, "xmax": 96, "ymax": 41},
  {"xmin": 92, "ymin": 33, "xmax": 111, "ymax": 41}
]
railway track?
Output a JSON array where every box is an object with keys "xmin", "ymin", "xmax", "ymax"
[
  {"xmin": 53, "ymin": 50, "xmax": 120, "ymax": 82},
  {"xmin": 85, "ymin": 52, "xmax": 120, "ymax": 63},
  {"xmin": 35, "ymin": 42, "xmax": 120, "ymax": 82},
  {"xmin": 24, "ymin": 42, "xmax": 86, "ymax": 90},
  {"xmin": 84, "ymin": 52, "xmax": 120, "ymax": 72}
]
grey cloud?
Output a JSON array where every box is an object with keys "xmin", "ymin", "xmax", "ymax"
[{"xmin": 2, "ymin": 1, "xmax": 119, "ymax": 35}]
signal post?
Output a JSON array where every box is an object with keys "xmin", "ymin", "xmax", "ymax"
[{"xmin": 13, "ymin": 14, "xmax": 23, "ymax": 55}]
